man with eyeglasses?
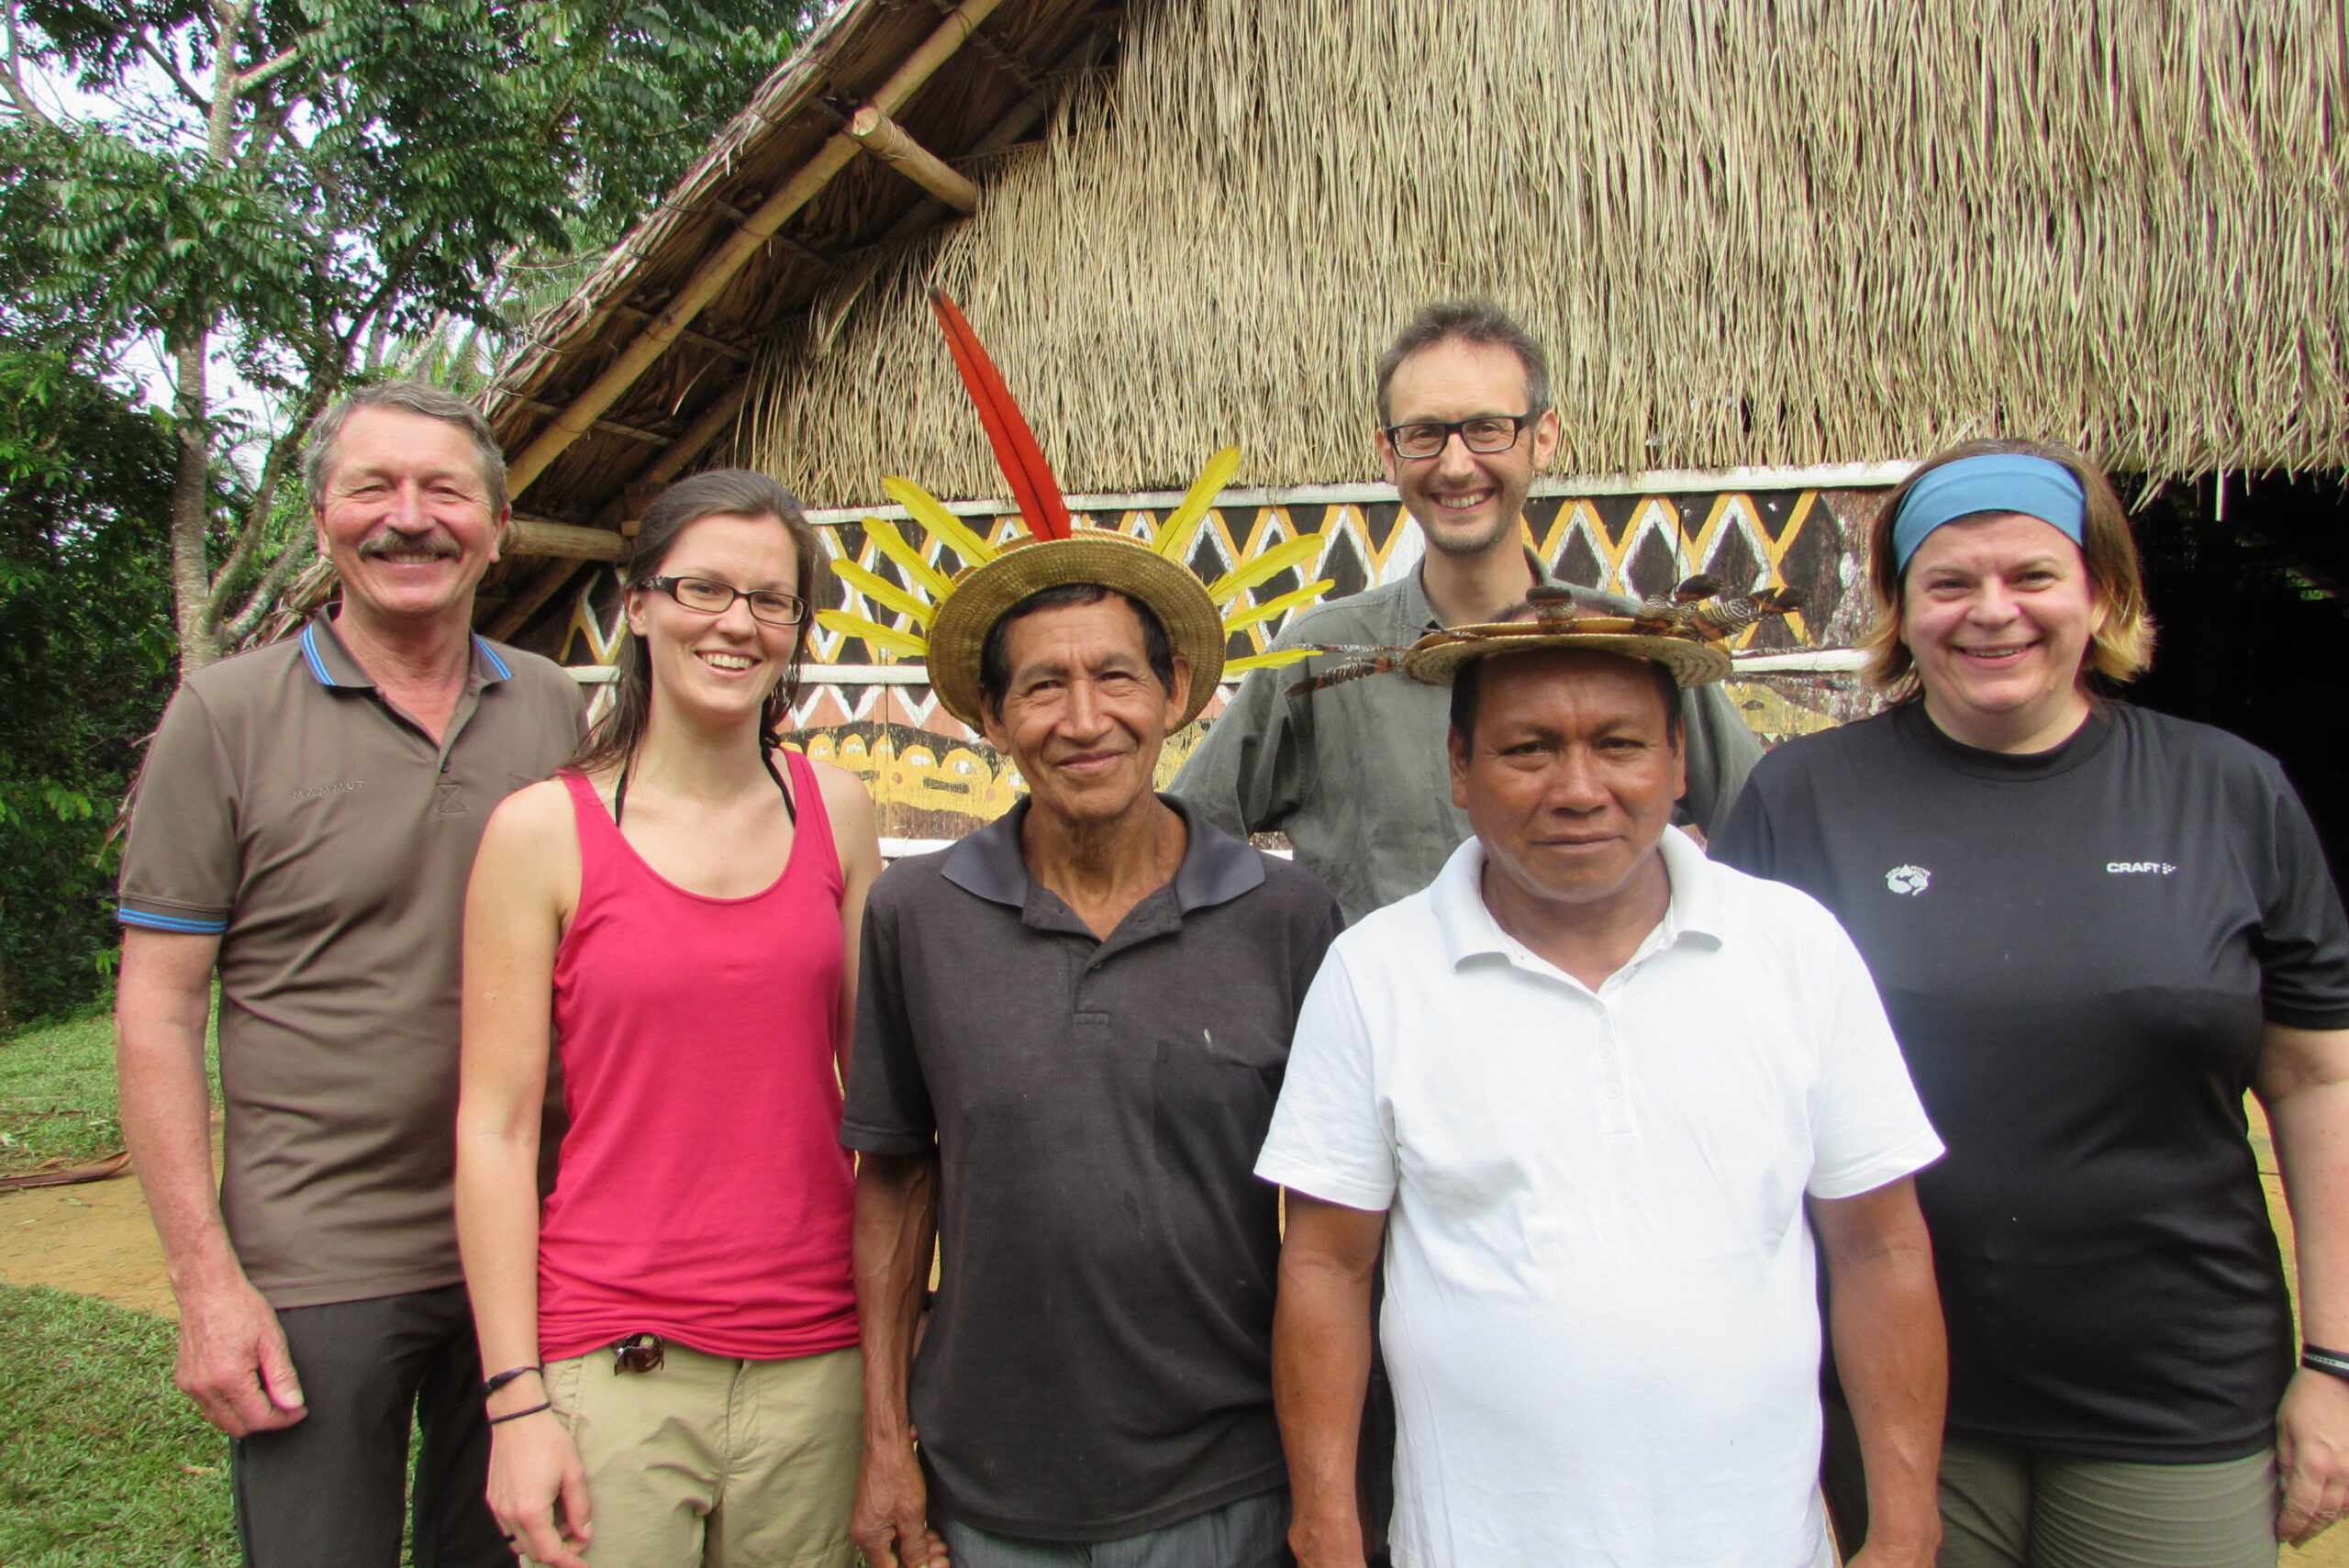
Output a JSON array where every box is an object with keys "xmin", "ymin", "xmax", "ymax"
[
  {"xmin": 1174, "ymin": 299, "xmax": 1758, "ymax": 928},
  {"xmin": 114, "ymin": 382, "xmax": 583, "ymax": 1568},
  {"xmin": 1171, "ymin": 300, "xmax": 1763, "ymax": 1564}
]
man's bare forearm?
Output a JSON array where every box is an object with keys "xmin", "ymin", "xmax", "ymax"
[
  {"xmin": 853, "ymin": 1151, "xmax": 939, "ymax": 1448},
  {"xmin": 116, "ymin": 931, "xmax": 240, "ymax": 1293},
  {"xmin": 1275, "ymin": 1195, "xmax": 1387, "ymax": 1567},
  {"xmin": 1816, "ymin": 1183, "xmax": 1945, "ymax": 1562}
]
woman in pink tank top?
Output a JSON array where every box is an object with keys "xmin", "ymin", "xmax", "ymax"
[{"xmin": 455, "ymin": 471, "xmax": 882, "ymax": 1568}]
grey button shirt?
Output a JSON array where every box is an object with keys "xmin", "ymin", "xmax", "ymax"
[
  {"xmin": 1172, "ymin": 552, "xmax": 1761, "ymax": 926},
  {"xmin": 841, "ymin": 795, "xmax": 1343, "ymax": 1540}
]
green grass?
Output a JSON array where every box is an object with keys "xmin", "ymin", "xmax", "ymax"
[
  {"xmin": 0, "ymin": 1013, "xmax": 122, "ymax": 1175},
  {"xmin": 0, "ymin": 1285, "xmax": 237, "ymax": 1566},
  {"xmin": 0, "ymin": 1002, "xmax": 217, "ymax": 1176}
]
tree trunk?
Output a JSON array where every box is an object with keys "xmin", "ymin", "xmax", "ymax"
[{"xmin": 168, "ymin": 334, "xmax": 218, "ymax": 675}]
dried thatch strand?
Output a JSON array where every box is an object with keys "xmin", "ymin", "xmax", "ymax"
[{"xmin": 742, "ymin": 0, "xmax": 2349, "ymax": 508}]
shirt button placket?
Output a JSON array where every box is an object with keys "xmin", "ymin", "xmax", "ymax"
[{"xmin": 1599, "ymin": 1006, "xmax": 1632, "ymax": 1137}]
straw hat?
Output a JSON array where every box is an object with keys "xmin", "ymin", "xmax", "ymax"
[
  {"xmin": 1402, "ymin": 617, "xmax": 1735, "ymax": 688},
  {"xmin": 1388, "ymin": 581, "xmax": 1803, "ymax": 690},
  {"xmin": 924, "ymin": 531, "xmax": 1228, "ymax": 728},
  {"xmin": 818, "ymin": 293, "xmax": 1327, "ymax": 729}
]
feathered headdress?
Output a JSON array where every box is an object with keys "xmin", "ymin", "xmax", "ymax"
[{"xmin": 817, "ymin": 294, "xmax": 1327, "ymax": 726}]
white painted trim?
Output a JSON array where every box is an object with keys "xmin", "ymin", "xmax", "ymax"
[
  {"xmin": 800, "ymin": 462, "xmax": 1913, "ymax": 526},
  {"xmin": 585, "ymin": 651, "xmax": 1867, "ymax": 685},
  {"xmin": 1731, "ymin": 649, "xmax": 1869, "ymax": 673},
  {"xmin": 880, "ymin": 838, "xmax": 955, "ymax": 859},
  {"xmin": 878, "ymin": 835, "xmax": 1293, "ymax": 861}
]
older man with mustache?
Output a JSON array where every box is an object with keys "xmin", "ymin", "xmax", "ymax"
[{"xmin": 114, "ymin": 382, "xmax": 584, "ymax": 1568}]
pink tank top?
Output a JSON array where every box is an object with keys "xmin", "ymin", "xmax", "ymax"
[{"xmin": 537, "ymin": 753, "xmax": 858, "ymax": 1362}]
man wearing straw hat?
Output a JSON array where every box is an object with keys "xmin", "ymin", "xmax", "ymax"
[
  {"xmin": 1172, "ymin": 298, "xmax": 1762, "ymax": 928},
  {"xmin": 1256, "ymin": 598, "xmax": 1948, "ymax": 1567},
  {"xmin": 836, "ymin": 296, "xmax": 1343, "ymax": 1568}
]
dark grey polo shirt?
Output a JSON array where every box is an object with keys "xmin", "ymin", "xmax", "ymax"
[
  {"xmin": 1172, "ymin": 550, "xmax": 1762, "ymax": 925},
  {"xmin": 842, "ymin": 795, "xmax": 1343, "ymax": 1541},
  {"xmin": 117, "ymin": 609, "xmax": 583, "ymax": 1308}
]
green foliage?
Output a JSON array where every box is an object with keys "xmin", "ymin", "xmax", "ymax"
[
  {"xmin": 0, "ymin": 1285, "xmax": 238, "ymax": 1564},
  {"xmin": 20, "ymin": 0, "xmax": 812, "ymax": 344},
  {"xmin": 6, "ymin": 0, "xmax": 817, "ymax": 662},
  {"xmin": 0, "ymin": 1, "xmax": 813, "ymax": 1007},
  {"xmin": 0, "ymin": 345, "xmax": 175, "ymax": 1026}
]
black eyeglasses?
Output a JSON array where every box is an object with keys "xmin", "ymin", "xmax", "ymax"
[
  {"xmin": 639, "ymin": 575, "xmax": 809, "ymax": 628},
  {"xmin": 1383, "ymin": 414, "xmax": 1536, "ymax": 461}
]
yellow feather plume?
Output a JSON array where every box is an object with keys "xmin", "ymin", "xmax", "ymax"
[
  {"xmin": 829, "ymin": 560, "xmax": 934, "ymax": 627},
  {"xmin": 1153, "ymin": 447, "xmax": 1241, "ymax": 561},
  {"xmin": 1207, "ymin": 533, "xmax": 1324, "ymax": 605},
  {"xmin": 857, "ymin": 517, "xmax": 955, "ymax": 600},
  {"xmin": 1221, "ymin": 579, "xmax": 1335, "ymax": 633},
  {"xmin": 883, "ymin": 476, "xmax": 998, "ymax": 570},
  {"xmin": 816, "ymin": 609, "xmax": 930, "ymax": 660}
]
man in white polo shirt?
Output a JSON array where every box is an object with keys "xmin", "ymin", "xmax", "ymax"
[{"xmin": 1256, "ymin": 594, "xmax": 1948, "ymax": 1568}]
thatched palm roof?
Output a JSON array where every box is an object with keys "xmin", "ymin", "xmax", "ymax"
[
  {"xmin": 477, "ymin": 0, "xmax": 1126, "ymax": 632},
  {"xmin": 746, "ymin": 0, "xmax": 2348, "ymax": 506},
  {"xmin": 485, "ymin": 0, "xmax": 2348, "ymax": 631}
]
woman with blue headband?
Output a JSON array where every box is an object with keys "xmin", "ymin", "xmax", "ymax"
[{"xmin": 1715, "ymin": 439, "xmax": 2349, "ymax": 1567}]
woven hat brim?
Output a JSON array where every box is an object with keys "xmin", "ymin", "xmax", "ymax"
[
  {"xmin": 1401, "ymin": 622, "xmax": 1734, "ymax": 688},
  {"xmin": 925, "ymin": 532, "xmax": 1227, "ymax": 728}
]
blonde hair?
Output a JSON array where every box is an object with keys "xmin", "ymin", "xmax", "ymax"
[{"xmin": 1860, "ymin": 438, "xmax": 2154, "ymax": 699}]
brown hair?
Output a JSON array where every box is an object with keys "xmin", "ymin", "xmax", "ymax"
[
  {"xmin": 1859, "ymin": 437, "xmax": 2155, "ymax": 698},
  {"xmin": 305, "ymin": 382, "xmax": 511, "ymax": 546},
  {"xmin": 571, "ymin": 470, "xmax": 824, "ymax": 775},
  {"xmin": 1375, "ymin": 300, "xmax": 1553, "ymax": 427}
]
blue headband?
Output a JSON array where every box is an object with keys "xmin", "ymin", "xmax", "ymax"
[{"xmin": 1891, "ymin": 454, "xmax": 2087, "ymax": 570}]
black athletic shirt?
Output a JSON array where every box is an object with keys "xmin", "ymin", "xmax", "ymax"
[{"xmin": 1714, "ymin": 701, "xmax": 2349, "ymax": 1462}]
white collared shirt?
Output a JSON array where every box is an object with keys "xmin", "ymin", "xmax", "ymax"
[{"xmin": 1257, "ymin": 828, "xmax": 1942, "ymax": 1567}]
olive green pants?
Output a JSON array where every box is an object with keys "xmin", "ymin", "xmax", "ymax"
[{"xmin": 1932, "ymin": 1436, "xmax": 2278, "ymax": 1568}]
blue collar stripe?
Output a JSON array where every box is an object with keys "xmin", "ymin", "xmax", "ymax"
[
  {"xmin": 473, "ymin": 637, "xmax": 512, "ymax": 681},
  {"xmin": 1893, "ymin": 454, "xmax": 2087, "ymax": 570},
  {"xmin": 298, "ymin": 623, "xmax": 335, "ymax": 685}
]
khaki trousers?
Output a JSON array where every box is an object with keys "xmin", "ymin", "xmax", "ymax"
[
  {"xmin": 1934, "ymin": 1436, "xmax": 2278, "ymax": 1568},
  {"xmin": 544, "ymin": 1342, "xmax": 862, "ymax": 1568}
]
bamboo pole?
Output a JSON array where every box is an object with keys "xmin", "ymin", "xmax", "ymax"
[
  {"xmin": 849, "ymin": 106, "xmax": 982, "ymax": 210},
  {"xmin": 485, "ymin": 382, "xmax": 752, "ymax": 637},
  {"xmin": 503, "ymin": 0, "xmax": 1010, "ymax": 498},
  {"xmin": 486, "ymin": 556, "xmax": 595, "ymax": 641},
  {"xmin": 511, "ymin": 518, "xmax": 627, "ymax": 561}
]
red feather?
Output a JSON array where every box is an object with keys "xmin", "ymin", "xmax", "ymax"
[{"xmin": 929, "ymin": 292, "xmax": 1073, "ymax": 541}]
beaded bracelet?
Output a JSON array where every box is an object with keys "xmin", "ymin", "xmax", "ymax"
[
  {"xmin": 2303, "ymin": 1345, "xmax": 2349, "ymax": 1384},
  {"xmin": 487, "ymin": 1400, "xmax": 553, "ymax": 1426}
]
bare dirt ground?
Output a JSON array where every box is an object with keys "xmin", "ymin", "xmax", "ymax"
[
  {"xmin": 0, "ymin": 1117, "xmax": 2343, "ymax": 1563},
  {"xmin": 0, "ymin": 1160, "xmax": 180, "ymax": 1318}
]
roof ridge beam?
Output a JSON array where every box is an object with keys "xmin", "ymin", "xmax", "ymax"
[{"xmin": 502, "ymin": 0, "xmax": 1012, "ymax": 499}]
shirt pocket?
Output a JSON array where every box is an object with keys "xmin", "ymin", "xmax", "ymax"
[{"xmin": 1149, "ymin": 1025, "xmax": 1285, "ymax": 1179}]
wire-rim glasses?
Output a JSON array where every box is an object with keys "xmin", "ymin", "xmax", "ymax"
[
  {"xmin": 639, "ymin": 575, "xmax": 809, "ymax": 628},
  {"xmin": 1383, "ymin": 414, "xmax": 1536, "ymax": 461}
]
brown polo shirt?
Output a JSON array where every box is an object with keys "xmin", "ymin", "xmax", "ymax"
[{"xmin": 118, "ymin": 610, "xmax": 583, "ymax": 1309}]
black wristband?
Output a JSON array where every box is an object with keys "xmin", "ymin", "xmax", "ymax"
[
  {"xmin": 486, "ymin": 1400, "xmax": 553, "ymax": 1426},
  {"xmin": 2302, "ymin": 1345, "xmax": 2349, "ymax": 1383},
  {"xmin": 482, "ymin": 1364, "xmax": 541, "ymax": 1400}
]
